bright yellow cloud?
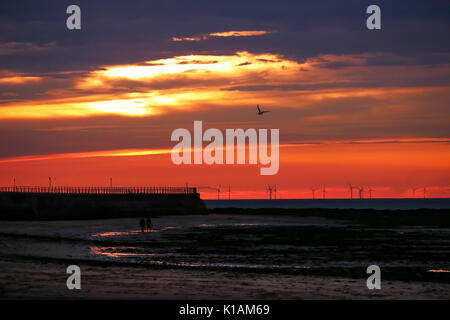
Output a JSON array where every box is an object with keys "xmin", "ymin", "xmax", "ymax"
[
  {"xmin": 0, "ymin": 97, "xmax": 158, "ymax": 118},
  {"xmin": 1, "ymin": 51, "xmax": 449, "ymax": 120},
  {"xmin": 81, "ymin": 51, "xmax": 297, "ymax": 82}
]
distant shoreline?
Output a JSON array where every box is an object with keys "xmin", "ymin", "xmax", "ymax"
[{"xmin": 205, "ymin": 198, "xmax": 450, "ymax": 210}]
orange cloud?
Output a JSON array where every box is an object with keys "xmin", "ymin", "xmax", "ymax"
[
  {"xmin": 209, "ymin": 30, "xmax": 273, "ymax": 37},
  {"xmin": 0, "ymin": 148, "xmax": 173, "ymax": 164},
  {"xmin": 172, "ymin": 30, "xmax": 274, "ymax": 41},
  {"xmin": 1, "ymin": 51, "xmax": 449, "ymax": 151},
  {"xmin": 0, "ymin": 71, "xmax": 42, "ymax": 84}
]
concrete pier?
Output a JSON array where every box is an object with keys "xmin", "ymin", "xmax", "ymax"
[{"xmin": 0, "ymin": 187, "xmax": 206, "ymax": 220}]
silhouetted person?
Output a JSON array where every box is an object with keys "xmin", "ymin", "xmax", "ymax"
[
  {"xmin": 146, "ymin": 217, "xmax": 152, "ymax": 232},
  {"xmin": 139, "ymin": 218, "xmax": 145, "ymax": 233}
]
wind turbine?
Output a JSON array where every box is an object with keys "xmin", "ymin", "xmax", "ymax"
[
  {"xmin": 266, "ymin": 185, "xmax": 273, "ymax": 200},
  {"xmin": 409, "ymin": 185, "xmax": 419, "ymax": 198},
  {"xmin": 228, "ymin": 185, "xmax": 231, "ymax": 200},
  {"xmin": 322, "ymin": 185, "xmax": 326, "ymax": 199},
  {"xmin": 311, "ymin": 187, "xmax": 317, "ymax": 200},
  {"xmin": 357, "ymin": 186, "xmax": 364, "ymax": 199},
  {"xmin": 367, "ymin": 186, "xmax": 374, "ymax": 199},
  {"xmin": 257, "ymin": 104, "xmax": 270, "ymax": 115},
  {"xmin": 423, "ymin": 187, "xmax": 427, "ymax": 199},
  {"xmin": 348, "ymin": 183, "xmax": 355, "ymax": 200},
  {"xmin": 217, "ymin": 185, "xmax": 221, "ymax": 200}
]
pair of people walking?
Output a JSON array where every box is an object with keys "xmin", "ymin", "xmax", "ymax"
[{"xmin": 139, "ymin": 217, "xmax": 152, "ymax": 233}]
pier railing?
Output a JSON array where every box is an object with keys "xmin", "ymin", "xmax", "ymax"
[{"xmin": 0, "ymin": 186, "xmax": 197, "ymax": 195}]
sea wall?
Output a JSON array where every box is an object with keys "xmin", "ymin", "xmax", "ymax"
[{"xmin": 0, "ymin": 192, "xmax": 206, "ymax": 220}]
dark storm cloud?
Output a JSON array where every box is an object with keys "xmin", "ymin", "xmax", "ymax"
[
  {"xmin": 0, "ymin": 0, "xmax": 449, "ymax": 159},
  {"xmin": 0, "ymin": 0, "xmax": 449, "ymax": 73}
]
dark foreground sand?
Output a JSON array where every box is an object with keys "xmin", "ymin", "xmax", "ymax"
[
  {"xmin": 1, "ymin": 210, "xmax": 449, "ymax": 299},
  {"xmin": 1, "ymin": 257, "xmax": 449, "ymax": 300}
]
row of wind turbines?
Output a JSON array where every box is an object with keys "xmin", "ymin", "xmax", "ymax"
[
  {"xmin": 210, "ymin": 185, "xmax": 278, "ymax": 200},
  {"xmin": 212, "ymin": 184, "xmax": 430, "ymax": 200},
  {"xmin": 314, "ymin": 184, "xmax": 428, "ymax": 200},
  {"xmin": 346, "ymin": 184, "xmax": 374, "ymax": 200}
]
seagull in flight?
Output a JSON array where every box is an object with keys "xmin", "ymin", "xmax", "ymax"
[{"xmin": 257, "ymin": 104, "xmax": 270, "ymax": 115}]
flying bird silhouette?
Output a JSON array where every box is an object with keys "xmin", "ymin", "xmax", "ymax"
[{"xmin": 257, "ymin": 104, "xmax": 269, "ymax": 115}]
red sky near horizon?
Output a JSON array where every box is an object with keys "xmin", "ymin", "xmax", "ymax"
[{"xmin": 1, "ymin": 13, "xmax": 449, "ymax": 199}]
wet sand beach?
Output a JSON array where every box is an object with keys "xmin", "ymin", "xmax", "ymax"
[
  {"xmin": 0, "ymin": 209, "xmax": 449, "ymax": 299},
  {"xmin": 1, "ymin": 257, "xmax": 449, "ymax": 299}
]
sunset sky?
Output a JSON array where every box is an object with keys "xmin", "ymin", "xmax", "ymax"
[{"xmin": 0, "ymin": 0, "xmax": 449, "ymax": 199}]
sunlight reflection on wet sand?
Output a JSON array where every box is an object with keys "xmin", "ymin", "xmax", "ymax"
[
  {"xmin": 92, "ymin": 226, "xmax": 179, "ymax": 237},
  {"xmin": 90, "ymin": 246, "xmax": 156, "ymax": 257},
  {"xmin": 89, "ymin": 246, "xmax": 310, "ymax": 270}
]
